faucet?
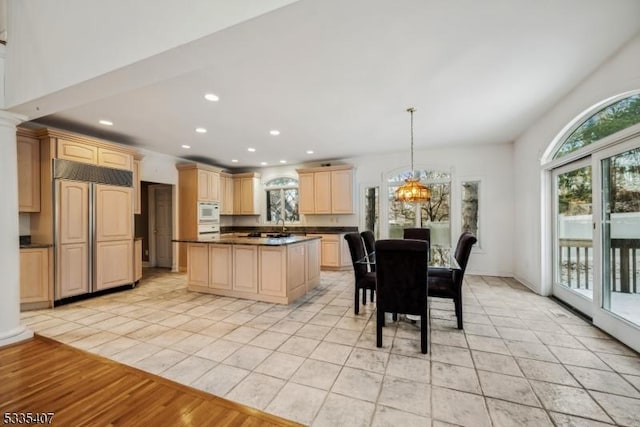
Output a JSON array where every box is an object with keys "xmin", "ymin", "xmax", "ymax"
[{"xmin": 277, "ymin": 218, "xmax": 286, "ymax": 234}]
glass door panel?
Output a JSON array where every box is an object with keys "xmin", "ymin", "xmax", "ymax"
[
  {"xmin": 553, "ymin": 163, "xmax": 594, "ymax": 312},
  {"xmin": 601, "ymin": 146, "xmax": 640, "ymax": 327}
]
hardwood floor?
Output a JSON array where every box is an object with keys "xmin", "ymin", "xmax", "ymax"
[{"xmin": 0, "ymin": 335, "xmax": 301, "ymax": 426}]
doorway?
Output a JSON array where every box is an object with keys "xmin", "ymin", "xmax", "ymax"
[{"xmin": 135, "ymin": 181, "xmax": 174, "ymax": 271}]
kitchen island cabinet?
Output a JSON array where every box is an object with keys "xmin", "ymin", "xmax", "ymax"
[{"xmin": 181, "ymin": 235, "xmax": 321, "ymax": 304}]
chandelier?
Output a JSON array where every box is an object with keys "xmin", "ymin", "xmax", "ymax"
[{"xmin": 395, "ymin": 107, "xmax": 431, "ymax": 202}]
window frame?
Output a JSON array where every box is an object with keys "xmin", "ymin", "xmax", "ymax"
[{"xmin": 264, "ymin": 177, "xmax": 300, "ymax": 224}]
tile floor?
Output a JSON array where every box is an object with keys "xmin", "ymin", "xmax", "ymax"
[{"xmin": 21, "ymin": 269, "xmax": 640, "ymax": 426}]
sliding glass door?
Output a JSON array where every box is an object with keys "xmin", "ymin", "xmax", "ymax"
[
  {"xmin": 593, "ymin": 141, "xmax": 640, "ymax": 349},
  {"xmin": 552, "ymin": 160, "xmax": 594, "ymax": 316}
]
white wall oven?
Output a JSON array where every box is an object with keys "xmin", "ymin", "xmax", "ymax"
[{"xmin": 198, "ymin": 201, "xmax": 220, "ymax": 224}]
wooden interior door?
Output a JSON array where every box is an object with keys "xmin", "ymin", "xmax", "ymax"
[{"xmin": 155, "ymin": 186, "xmax": 173, "ymax": 268}]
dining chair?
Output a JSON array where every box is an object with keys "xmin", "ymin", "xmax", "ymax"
[
  {"xmin": 428, "ymin": 232, "xmax": 477, "ymax": 329},
  {"xmin": 375, "ymin": 239, "xmax": 429, "ymax": 353},
  {"xmin": 344, "ymin": 233, "xmax": 376, "ymax": 315},
  {"xmin": 403, "ymin": 227, "xmax": 431, "ymax": 242},
  {"xmin": 360, "ymin": 230, "xmax": 376, "ymax": 272}
]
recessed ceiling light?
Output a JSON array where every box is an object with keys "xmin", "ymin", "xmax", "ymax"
[
  {"xmin": 247, "ymin": 148, "xmax": 256, "ymax": 152},
  {"xmin": 306, "ymin": 150, "xmax": 314, "ymax": 154},
  {"xmin": 231, "ymin": 159, "xmax": 238, "ymax": 163},
  {"xmin": 204, "ymin": 93, "xmax": 219, "ymax": 102},
  {"xmin": 99, "ymin": 120, "xmax": 113, "ymax": 126},
  {"xmin": 260, "ymin": 162, "xmax": 267, "ymax": 166},
  {"xmin": 270, "ymin": 130, "xmax": 280, "ymax": 136},
  {"xmin": 181, "ymin": 145, "xmax": 191, "ymax": 149},
  {"xmin": 195, "ymin": 127, "xmax": 207, "ymax": 133},
  {"xmin": 279, "ymin": 160, "xmax": 287, "ymax": 164}
]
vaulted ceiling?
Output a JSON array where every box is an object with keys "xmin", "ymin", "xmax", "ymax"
[{"xmin": 31, "ymin": 0, "xmax": 640, "ymax": 169}]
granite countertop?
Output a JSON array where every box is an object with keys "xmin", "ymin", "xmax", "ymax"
[
  {"xmin": 221, "ymin": 226, "xmax": 357, "ymax": 235},
  {"xmin": 20, "ymin": 243, "xmax": 54, "ymax": 249},
  {"xmin": 174, "ymin": 234, "xmax": 321, "ymax": 246}
]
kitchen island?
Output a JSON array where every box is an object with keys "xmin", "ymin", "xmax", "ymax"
[{"xmin": 176, "ymin": 234, "xmax": 322, "ymax": 304}]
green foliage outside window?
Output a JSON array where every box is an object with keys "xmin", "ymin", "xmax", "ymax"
[{"xmin": 554, "ymin": 94, "xmax": 640, "ymax": 159}]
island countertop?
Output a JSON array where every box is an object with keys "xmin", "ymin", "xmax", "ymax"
[{"xmin": 173, "ymin": 233, "xmax": 322, "ymax": 246}]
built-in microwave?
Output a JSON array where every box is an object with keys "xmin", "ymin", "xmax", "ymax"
[{"xmin": 198, "ymin": 201, "xmax": 220, "ymax": 224}]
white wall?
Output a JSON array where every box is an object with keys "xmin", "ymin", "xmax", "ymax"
[
  {"xmin": 513, "ymin": 33, "xmax": 640, "ymax": 294},
  {"xmin": 4, "ymin": 0, "xmax": 299, "ymax": 111},
  {"xmin": 235, "ymin": 142, "xmax": 515, "ymax": 277}
]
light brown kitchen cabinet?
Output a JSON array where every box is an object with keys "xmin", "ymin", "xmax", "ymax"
[
  {"xmin": 17, "ymin": 136, "xmax": 41, "ymax": 212},
  {"xmin": 232, "ymin": 173, "xmax": 260, "ymax": 215},
  {"xmin": 197, "ymin": 169, "xmax": 220, "ymax": 202},
  {"xmin": 298, "ymin": 172, "xmax": 315, "ymax": 214},
  {"xmin": 57, "ymin": 139, "xmax": 98, "ymax": 164},
  {"xmin": 187, "ymin": 243, "xmax": 209, "ymax": 286},
  {"xmin": 306, "ymin": 233, "xmax": 351, "ymax": 270},
  {"xmin": 95, "ymin": 184, "xmax": 133, "ymax": 241},
  {"xmin": 57, "ymin": 180, "xmax": 90, "ymax": 299},
  {"xmin": 133, "ymin": 159, "xmax": 141, "ymax": 214},
  {"xmin": 134, "ymin": 239, "xmax": 143, "ymax": 282},
  {"xmin": 20, "ymin": 247, "xmax": 52, "ymax": 310},
  {"xmin": 233, "ymin": 245, "xmax": 258, "ymax": 293},
  {"xmin": 209, "ymin": 244, "xmax": 233, "ymax": 290},
  {"xmin": 306, "ymin": 238, "xmax": 321, "ymax": 286},
  {"xmin": 296, "ymin": 165, "xmax": 354, "ymax": 214},
  {"xmin": 260, "ymin": 246, "xmax": 288, "ymax": 297},
  {"xmin": 95, "ymin": 240, "xmax": 133, "ymax": 290},
  {"xmin": 220, "ymin": 173, "xmax": 234, "ymax": 215},
  {"xmin": 97, "ymin": 147, "xmax": 132, "ymax": 170}
]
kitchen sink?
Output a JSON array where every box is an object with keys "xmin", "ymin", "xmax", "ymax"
[{"xmin": 266, "ymin": 233, "xmax": 292, "ymax": 238}]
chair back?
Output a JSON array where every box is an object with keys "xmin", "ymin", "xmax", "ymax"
[
  {"xmin": 344, "ymin": 233, "xmax": 368, "ymax": 279},
  {"xmin": 360, "ymin": 230, "xmax": 376, "ymax": 256},
  {"xmin": 403, "ymin": 228, "xmax": 431, "ymax": 242},
  {"xmin": 375, "ymin": 239, "xmax": 429, "ymax": 315},
  {"xmin": 454, "ymin": 232, "xmax": 477, "ymax": 273}
]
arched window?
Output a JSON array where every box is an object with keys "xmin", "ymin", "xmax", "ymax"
[
  {"xmin": 387, "ymin": 169, "xmax": 451, "ymax": 245},
  {"xmin": 553, "ymin": 94, "xmax": 640, "ymax": 159},
  {"xmin": 265, "ymin": 177, "xmax": 299, "ymax": 222}
]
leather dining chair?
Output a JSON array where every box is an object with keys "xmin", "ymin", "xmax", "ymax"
[
  {"xmin": 375, "ymin": 239, "xmax": 429, "ymax": 353},
  {"xmin": 403, "ymin": 227, "xmax": 431, "ymax": 242},
  {"xmin": 428, "ymin": 232, "xmax": 477, "ymax": 329},
  {"xmin": 360, "ymin": 230, "xmax": 376, "ymax": 272},
  {"xmin": 344, "ymin": 233, "xmax": 376, "ymax": 315}
]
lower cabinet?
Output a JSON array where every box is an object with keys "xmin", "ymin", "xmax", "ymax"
[
  {"xmin": 233, "ymin": 245, "xmax": 258, "ymax": 293},
  {"xmin": 20, "ymin": 247, "xmax": 52, "ymax": 310},
  {"xmin": 57, "ymin": 242, "xmax": 89, "ymax": 299},
  {"xmin": 209, "ymin": 244, "xmax": 233, "ymax": 290},
  {"xmin": 186, "ymin": 239, "xmax": 321, "ymax": 303},
  {"xmin": 307, "ymin": 233, "xmax": 351, "ymax": 270},
  {"xmin": 95, "ymin": 240, "xmax": 133, "ymax": 291}
]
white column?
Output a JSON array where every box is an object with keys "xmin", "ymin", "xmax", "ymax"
[{"xmin": 0, "ymin": 110, "xmax": 32, "ymax": 347}]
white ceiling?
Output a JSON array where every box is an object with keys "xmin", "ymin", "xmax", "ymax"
[{"xmin": 32, "ymin": 0, "xmax": 640, "ymax": 169}]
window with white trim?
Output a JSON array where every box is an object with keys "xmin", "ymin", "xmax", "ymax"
[{"xmin": 265, "ymin": 177, "xmax": 299, "ymax": 222}]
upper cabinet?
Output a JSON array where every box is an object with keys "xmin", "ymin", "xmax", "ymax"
[
  {"xmin": 220, "ymin": 172, "xmax": 234, "ymax": 215},
  {"xmin": 297, "ymin": 165, "xmax": 354, "ymax": 214},
  {"xmin": 56, "ymin": 135, "xmax": 134, "ymax": 171},
  {"xmin": 232, "ymin": 173, "xmax": 260, "ymax": 215},
  {"xmin": 17, "ymin": 135, "xmax": 40, "ymax": 212},
  {"xmin": 197, "ymin": 169, "xmax": 220, "ymax": 202}
]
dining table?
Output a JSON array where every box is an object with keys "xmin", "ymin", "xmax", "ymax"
[
  {"xmin": 356, "ymin": 245, "xmax": 461, "ymax": 271},
  {"xmin": 356, "ymin": 244, "xmax": 461, "ymax": 324}
]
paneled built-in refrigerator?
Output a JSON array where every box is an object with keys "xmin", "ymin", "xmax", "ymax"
[{"xmin": 54, "ymin": 159, "xmax": 134, "ymax": 301}]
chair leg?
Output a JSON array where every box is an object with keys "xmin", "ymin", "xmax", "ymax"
[
  {"xmin": 376, "ymin": 309, "xmax": 384, "ymax": 348},
  {"xmin": 370, "ymin": 289, "xmax": 374, "ymax": 302},
  {"xmin": 354, "ymin": 288, "xmax": 360, "ymax": 315},
  {"xmin": 454, "ymin": 293, "xmax": 463, "ymax": 329},
  {"xmin": 420, "ymin": 314, "xmax": 428, "ymax": 354},
  {"xmin": 362, "ymin": 287, "xmax": 367, "ymax": 305},
  {"xmin": 392, "ymin": 313, "xmax": 398, "ymax": 321}
]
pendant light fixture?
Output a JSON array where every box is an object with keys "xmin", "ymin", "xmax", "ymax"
[{"xmin": 395, "ymin": 107, "xmax": 431, "ymax": 202}]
